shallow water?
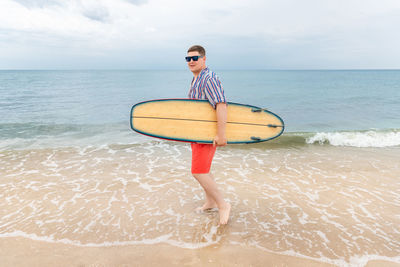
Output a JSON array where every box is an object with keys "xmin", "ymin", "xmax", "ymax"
[{"xmin": 1, "ymin": 141, "xmax": 399, "ymax": 266}]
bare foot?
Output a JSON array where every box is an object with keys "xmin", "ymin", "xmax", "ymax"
[
  {"xmin": 218, "ymin": 202, "xmax": 231, "ymax": 225},
  {"xmin": 196, "ymin": 202, "xmax": 218, "ymax": 212}
]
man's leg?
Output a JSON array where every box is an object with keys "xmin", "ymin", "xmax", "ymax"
[
  {"xmin": 196, "ymin": 173, "xmax": 217, "ymax": 211},
  {"xmin": 191, "ymin": 143, "xmax": 231, "ymax": 224},
  {"xmin": 192, "ymin": 172, "xmax": 231, "ymax": 225}
]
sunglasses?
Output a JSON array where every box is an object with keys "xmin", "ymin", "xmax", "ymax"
[{"xmin": 185, "ymin": 55, "xmax": 203, "ymax": 62}]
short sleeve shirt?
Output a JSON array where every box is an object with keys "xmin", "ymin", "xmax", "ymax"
[{"xmin": 188, "ymin": 67, "xmax": 226, "ymax": 108}]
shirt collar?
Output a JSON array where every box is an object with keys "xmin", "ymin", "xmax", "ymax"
[{"xmin": 198, "ymin": 67, "xmax": 208, "ymax": 78}]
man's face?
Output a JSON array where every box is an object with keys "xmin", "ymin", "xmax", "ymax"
[{"xmin": 187, "ymin": 51, "xmax": 206, "ymax": 74}]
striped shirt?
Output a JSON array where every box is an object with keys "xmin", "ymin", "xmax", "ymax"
[{"xmin": 188, "ymin": 67, "xmax": 226, "ymax": 108}]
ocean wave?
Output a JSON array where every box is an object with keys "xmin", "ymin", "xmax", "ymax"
[
  {"xmin": 1, "ymin": 122, "xmax": 400, "ymax": 150},
  {"xmin": 0, "ymin": 122, "xmax": 148, "ymax": 150},
  {"xmin": 305, "ymin": 130, "xmax": 400, "ymax": 148},
  {"xmin": 240, "ymin": 129, "xmax": 400, "ymax": 149}
]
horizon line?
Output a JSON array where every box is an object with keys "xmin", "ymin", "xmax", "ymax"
[{"xmin": 1, "ymin": 68, "xmax": 400, "ymax": 71}]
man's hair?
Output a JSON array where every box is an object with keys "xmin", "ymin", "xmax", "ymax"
[{"xmin": 187, "ymin": 45, "xmax": 206, "ymax": 57}]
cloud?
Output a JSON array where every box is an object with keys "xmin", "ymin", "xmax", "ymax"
[
  {"xmin": 81, "ymin": 5, "xmax": 109, "ymax": 22},
  {"xmin": 12, "ymin": 0, "xmax": 62, "ymax": 8},
  {"xmin": 1, "ymin": 0, "xmax": 400, "ymax": 69},
  {"xmin": 124, "ymin": 0, "xmax": 148, "ymax": 5}
]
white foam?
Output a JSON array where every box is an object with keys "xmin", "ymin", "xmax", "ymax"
[
  {"xmin": 349, "ymin": 254, "xmax": 400, "ymax": 267},
  {"xmin": 316, "ymin": 231, "xmax": 330, "ymax": 243},
  {"xmin": 0, "ymin": 229, "xmax": 221, "ymax": 249},
  {"xmin": 306, "ymin": 130, "xmax": 400, "ymax": 147},
  {"xmin": 251, "ymin": 242, "xmax": 400, "ymax": 267}
]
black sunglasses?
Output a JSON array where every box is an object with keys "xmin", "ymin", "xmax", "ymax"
[{"xmin": 185, "ymin": 55, "xmax": 203, "ymax": 62}]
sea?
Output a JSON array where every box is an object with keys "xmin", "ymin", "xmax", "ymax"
[{"xmin": 0, "ymin": 70, "xmax": 399, "ymax": 266}]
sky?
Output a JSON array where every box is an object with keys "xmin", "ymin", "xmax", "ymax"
[{"xmin": 1, "ymin": 0, "xmax": 400, "ymax": 70}]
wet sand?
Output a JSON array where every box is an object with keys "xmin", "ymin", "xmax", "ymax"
[
  {"xmin": 0, "ymin": 237, "xmax": 333, "ymax": 266},
  {"xmin": 1, "ymin": 237, "xmax": 399, "ymax": 267}
]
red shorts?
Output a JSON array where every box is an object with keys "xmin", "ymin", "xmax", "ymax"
[{"xmin": 191, "ymin": 143, "xmax": 216, "ymax": 174}]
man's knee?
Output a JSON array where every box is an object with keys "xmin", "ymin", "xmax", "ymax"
[
  {"xmin": 192, "ymin": 173, "xmax": 201, "ymax": 180},
  {"xmin": 192, "ymin": 173, "xmax": 209, "ymax": 180}
]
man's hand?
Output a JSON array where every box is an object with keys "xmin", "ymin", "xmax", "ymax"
[{"xmin": 213, "ymin": 135, "xmax": 227, "ymax": 147}]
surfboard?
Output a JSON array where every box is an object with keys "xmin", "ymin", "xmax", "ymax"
[{"xmin": 130, "ymin": 99, "xmax": 284, "ymax": 144}]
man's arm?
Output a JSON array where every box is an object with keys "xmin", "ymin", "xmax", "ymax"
[{"xmin": 213, "ymin": 103, "xmax": 227, "ymax": 146}]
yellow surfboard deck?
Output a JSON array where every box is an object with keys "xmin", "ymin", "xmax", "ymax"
[{"xmin": 130, "ymin": 99, "xmax": 284, "ymax": 144}]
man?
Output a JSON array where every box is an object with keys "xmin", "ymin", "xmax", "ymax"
[{"xmin": 186, "ymin": 45, "xmax": 231, "ymax": 225}]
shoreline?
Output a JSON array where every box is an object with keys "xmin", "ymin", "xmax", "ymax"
[{"xmin": 1, "ymin": 237, "xmax": 399, "ymax": 267}]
